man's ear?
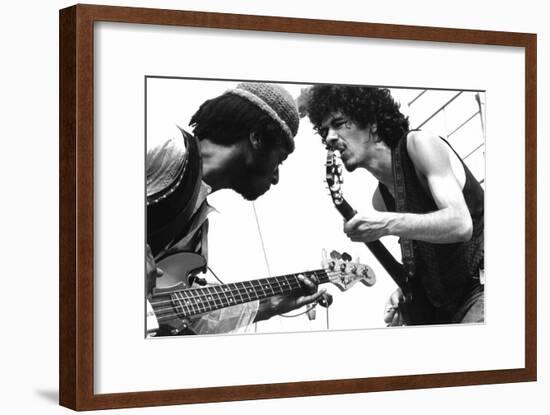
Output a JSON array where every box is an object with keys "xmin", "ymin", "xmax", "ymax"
[{"xmin": 249, "ymin": 132, "xmax": 262, "ymax": 150}]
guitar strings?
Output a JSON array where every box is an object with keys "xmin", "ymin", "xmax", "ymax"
[
  {"xmin": 152, "ymin": 283, "xmax": 303, "ymax": 323},
  {"xmin": 152, "ymin": 280, "xmax": 307, "ymax": 317},
  {"xmin": 149, "ymin": 269, "xmax": 333, "ymax": 305},
  {"xmin": 149, "ymin": 269, "xmax": 347, "ymax": 322},
  {"xmin": 149, "ymin": 269, "xmax": 337, "ymax": 311}
]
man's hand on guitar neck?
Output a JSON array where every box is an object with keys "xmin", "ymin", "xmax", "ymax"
[
  {"xmin": 254, "ymin": 274, "xmax": 327, "ymax": 322},
  {"xmin": 343, "ymin": 211, "xmax": 392, "ymax": 243}
]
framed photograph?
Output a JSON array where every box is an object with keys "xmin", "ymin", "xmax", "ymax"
[{"xmin": 59, "ymin": 4, "xmax": 537, "ymax": 410}]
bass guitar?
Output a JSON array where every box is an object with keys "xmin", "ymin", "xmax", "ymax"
[{"xmin": 147, "ymin": 250, "xmax": 375, "ymax": 335}]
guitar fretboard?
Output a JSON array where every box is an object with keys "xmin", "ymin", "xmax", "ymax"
[{"xmin": 151, "ymin": 269, "xmax": 329, "ymax": 321}]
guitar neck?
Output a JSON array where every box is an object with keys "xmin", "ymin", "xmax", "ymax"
[
  {"xmin": 364, "ymin": 240, "xmax": 408, "ymax": 290},
  {"xmin": 152, "ymin": 269, "xmax": 328, "ymax": 320},
  {"xmin": 336, "ymin": 198, "xmax": 409, "ymax": 290}
]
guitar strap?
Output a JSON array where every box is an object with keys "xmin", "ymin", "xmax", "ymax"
[{"xmin": 391, "ymin": 138, "xmax": 416, "ymax": 286}]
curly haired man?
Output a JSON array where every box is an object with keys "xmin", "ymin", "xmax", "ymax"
[{"xmin": 304, "ymin": 85, "xmax": 484, "ymax": 325}]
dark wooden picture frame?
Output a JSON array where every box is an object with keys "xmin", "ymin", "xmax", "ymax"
[{"xmin": 59, "ymin": 4, "xmax": 537, "ymax": 411}]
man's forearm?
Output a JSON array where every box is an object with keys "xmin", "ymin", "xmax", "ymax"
[
  {"xmin": 254, "ymin": 295, "xmax": 298, "ymax": 322},
  {"xmin": 254, "ymin": 298, "xmax": 275, "ymax": 322},
  {"xmin": 386, "ymin": 208, "xmax": 472, "ymax": 244}
]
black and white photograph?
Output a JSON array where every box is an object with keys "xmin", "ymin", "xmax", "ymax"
[{"xmin": 145, "ymin": 78, "xmax": 486, "ymax": 337}]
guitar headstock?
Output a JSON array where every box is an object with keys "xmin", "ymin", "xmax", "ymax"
[
  {"xmin": 322, "ymin": 249, "xmax": 376, "ymax": 291},
  {"xmin": 326, "ymin": 149, "xmax": 345, "ymax": 206}
]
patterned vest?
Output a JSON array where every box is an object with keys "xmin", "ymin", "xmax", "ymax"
[{"xmin": 147, "ymin": 129, "xmax": 203, "ymax": 258}]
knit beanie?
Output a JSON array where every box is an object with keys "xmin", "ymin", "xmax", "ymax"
[{"xmin": 227, "ymin": 83, "xmax": 299, "ymax": 152}]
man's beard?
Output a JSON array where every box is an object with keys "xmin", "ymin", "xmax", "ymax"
[{"xmin": 231, "ymin": 156, "xmax": 273, "ymax": 201}]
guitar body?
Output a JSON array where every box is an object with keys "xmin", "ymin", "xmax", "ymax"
[
  {"xmin": 149, "ymin": 252, "xmax": 207, "ymax": 336},
  {"xmin": 156, "ymin": 251, "xmax": 206, "ymax": 289}
]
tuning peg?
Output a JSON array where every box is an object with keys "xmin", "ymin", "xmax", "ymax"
[
  {"xmin": 360, "ymin": 268, "xmax": 376, "ymax": 287},
  {"xmin": 341, "ymin": 252, "xmax": 352, "ymax": 262}
]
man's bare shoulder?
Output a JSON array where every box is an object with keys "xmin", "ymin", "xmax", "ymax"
[
  {"xmin": 405, "ymin": 130, "xmax": 451, "ymax": 176},
  {"xmin": 406, "ymin": 130, "xmax": 441, "ymax": 153}
]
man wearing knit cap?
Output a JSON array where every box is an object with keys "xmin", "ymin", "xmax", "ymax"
[{"xmin": 146, "ymin": 82, "xmax": 325, "ymax": 335}]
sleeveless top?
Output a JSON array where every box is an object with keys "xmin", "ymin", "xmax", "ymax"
[{"xmin": 378, "ymin": 134, "xmax": 484, "ymax": 309}]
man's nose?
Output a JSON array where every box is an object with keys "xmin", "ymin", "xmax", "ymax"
[{"xmin": 325, "ymin": 129, "xmax": 339, "ymax": 148}]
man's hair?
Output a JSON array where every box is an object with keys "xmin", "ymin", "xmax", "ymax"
[
  {"xmin": 306, "ymin": 85, "xmax": 410, "ymax": 148},
  {"xmin": 190, "ymin": 93, "xmax": 291, "ymax": 153}
]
